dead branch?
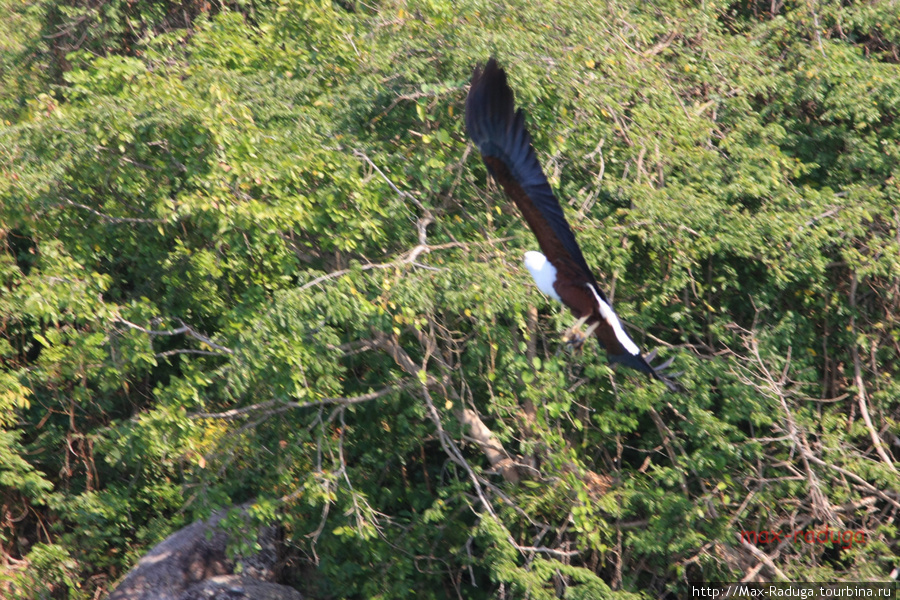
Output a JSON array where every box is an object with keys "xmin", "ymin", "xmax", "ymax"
[
  {"xmin": 156, "ymin": 349, "xmax": 225, "ymax": 359},
  {"xmin": 353, "ymin": 149, "xmax": 429, "ymax": 217},
  {"xmin": 115, "ymin": 317, "xmax": 234, "ymax": 355},
  {"xmin": 733, "ymin": 328, "xmax": 835, "ymax": 522},
  {"xmin": 647, "ymin": 407, "xmax": 690, "ymax": 497},
  {"xmin": 297, "ymin": 237, "xmax": 511, "ymax": 292},
  {"xmin": 806, "ymin": 454, "xmax": 900, "ymax": 510},
  {"xmin": 418, "ymin": 382, "xmax": 499, "ymax": 518},
  {"xmin": 190, "ymin": 382, "xmax": 411, "ymax": 420},
  {"xmin": 459, "ymin": 408, "xmax": 520, "ymax": 484},
  {"xmin": 55, "ymin": 198, "xmax": 167, "ymax": 224},
  {"xmin": 738, "ymin": 535, "xmax": 789, "ymax": 581},
  {"xmin": 849, "ymin": 273, "xmax": 897, "ymax": 472},
  {"xmin": 371, "ymin": 330, "xmax": 523, "ymax": 483}
]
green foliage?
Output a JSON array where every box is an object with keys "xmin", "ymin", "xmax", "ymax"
[
  {"xmin": 1, "ymin": 543, "xmax": 83, "ymax": 600},
  {"xmin": 1, "ymin": 0, "xmax": 900, "ymax": 597}
]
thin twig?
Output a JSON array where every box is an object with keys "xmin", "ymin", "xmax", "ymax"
[
  {"xmin": 728, "ymin": 321, "xmax": 835, "ymax": 522},
  {"xmin": 806, "ymin": 454, "xmax": 900, "ymax": 510},
  {"xmin": 156, "ymin": 349, "xmax": 227, "ymax": 358}
]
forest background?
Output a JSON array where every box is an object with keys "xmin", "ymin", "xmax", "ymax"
[{"xmin": 1, "ymin": 0, "xmax": 900, "ymax": 597}]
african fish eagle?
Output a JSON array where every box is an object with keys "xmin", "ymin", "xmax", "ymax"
[{"xmin": 465, "ymin": 58, "xmax": 675, "ymax": 389}]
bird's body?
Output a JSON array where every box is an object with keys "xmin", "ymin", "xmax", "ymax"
[{"xmin": 466, "ymin": 58, "xmax": 674, "ymax": 388}]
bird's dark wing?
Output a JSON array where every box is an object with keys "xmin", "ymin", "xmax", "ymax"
[
  {"xmin": 465, "ymin": 58, "xmax": 598, "ymax": 290},
  {"xmin": 466, "ymin": 58, "xmax": 679, "ymax": 390}
]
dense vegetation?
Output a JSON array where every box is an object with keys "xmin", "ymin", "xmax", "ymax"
[{"xmin": 2, "ymin": 0, "xmax": 900, "ymax": 597}]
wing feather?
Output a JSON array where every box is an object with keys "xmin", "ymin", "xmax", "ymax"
[{"xmin": 465, "ymin": 59, "xmax": 598, "ymax": 290}]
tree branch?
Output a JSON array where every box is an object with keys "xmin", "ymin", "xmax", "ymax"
[
  {"xmin": 115, "ymin": 317, "xmax": 234, "ymax": 355},
  {"xmin": 56, "ymin": 198, "xmax": 167, "ymax": 224},
  {"xmin": 849, "ymin": 273, "xmax": 897, "ymax": 472},
  {"xmin": 190, "ymin": 383, "xmax": 410, "ymax": 420},
  {"xmin": 298, "ymin": 238, "xmax": 511, "ymax": 292},
  {"xmin": 370, "ymin": 330, "xmax": 522, "ymax": 484},
  {"xmin": 739, "ymin": 535, "xmax": 790, "ymax": 581},
  {"xmin": 733, "ymin": 327, "xmax": 835, "ymax": 522}
]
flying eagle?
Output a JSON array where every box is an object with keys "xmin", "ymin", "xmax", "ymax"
[{"xmin": 465, "ymin": 58, "xmax": 675, "ymax": 389}]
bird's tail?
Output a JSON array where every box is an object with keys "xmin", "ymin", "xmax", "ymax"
[{"xmin": 608, "ymin": 348, "xmax": 680, "ymax": 392}]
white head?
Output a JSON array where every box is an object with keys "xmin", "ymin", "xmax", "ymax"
[{"xmin": 523, "ymin": 251, "xmax": 562, "ymax": 302}]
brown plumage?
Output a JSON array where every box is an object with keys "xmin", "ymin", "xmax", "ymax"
[{"xmin": 466, "ymin": 58, "xmax": 676, "ymax": 388}]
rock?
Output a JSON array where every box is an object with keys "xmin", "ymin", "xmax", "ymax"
[
  {"xmin": 108, "ymin": 504, "xmax": 285, "ymax": 600},
  {"xmin": 179, "ymin": 575, "xmax": 302, "ymax": 600}
]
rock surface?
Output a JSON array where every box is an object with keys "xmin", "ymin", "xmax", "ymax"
[
  {"xmin": 108, "ymin": 505, "xmax": 297, "ymax": 600},
  {"xmin": 179, "ymin": 575, "xmax": 302, "ymax": 600}
]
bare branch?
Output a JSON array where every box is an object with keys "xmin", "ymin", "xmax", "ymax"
[
  {"xmin": 419, "ymin": 382, "xmax": 498, "ymax": 515},
  {"xmin": 806, "ymin": 454, "xmax": 900, "ymax": 511},
  {"xmin": 353, "ymin": 149, "xmax": 429, "ymax": 215},
  {"xmin": 371, "ymin": 329, "xmax": 568, "ymax": 564},
  {"xmin": 648, "ymin": 407, "xmax": 690, "ymax": 497},
  {"xmin": 739, "ymin": 535, "xmax": 790, "ymax": 581},
  {"xmin": 849, "ymin": 273, "xmax": 897, "ymax": 472},
  {"xmin": 739, "ymin": 515, "xmax": 813, "ymax": 582},
  {"xmin": 372, "ymin": 329, "xmax": 525, "ymax": 484},
  {"xmin": 298, "ymin": 238, "xmax": 511, "ymax": 292},
  {"xmin": 732, "ymin": 327, "xmax": 836, "ymax": 522},
  {"xmin": 459, "ymin": 409, "xmax": 520, "ymax": 484},
  {"xmin": 193, "ymin": 399, "xmax": 283, "ymax": 420},
  {"xmin": 55, "ymin": 199, "xmax": 167, "ymax": 224},
  {"xmin": 115, "ymin": 317, "xmax": 234, "ymax": 355},
  {"xmin": 191, "ymin": 382, "xmax": 412, "ymax": 420},
  {"xmin": 156, "ymin": 349, "xmax": 227, "ymax": 359}
]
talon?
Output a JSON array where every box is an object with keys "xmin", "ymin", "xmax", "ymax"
[
  {"xmin": 643, "ymin": 350, "xmax": 682, "ymax": 392},
  {"xmin": 563, "ymin": 330, "xmax": 587, "ymax": 351},
  {"xmin": 562, "ymin": 316, "xmax": 596, "ymax": 352},
  {"xmin": 654, "ymin": 357, "xmax": 675, "ymax": 372}
]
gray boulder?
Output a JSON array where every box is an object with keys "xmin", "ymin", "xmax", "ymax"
[
  {"xmin": 108, "ymin": 505, "xmax": 294, "ymax": 600},
  {"xmin": 179, "ymin": 575, "xmax": 302, "ymax": 600}
]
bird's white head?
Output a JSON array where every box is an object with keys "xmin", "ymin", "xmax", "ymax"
[{"xmin": 523, "ymin": 251, "xmax": 562, "ymax": 302}]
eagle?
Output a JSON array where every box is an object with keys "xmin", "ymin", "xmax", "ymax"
[{"xmin": 465, "ymin": 58, "xmax": 676, "ymax": 389}]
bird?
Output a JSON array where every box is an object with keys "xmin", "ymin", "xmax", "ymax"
[{"xmin": 465, "ymin": 58, "xmax": 676, "ymax": 389}]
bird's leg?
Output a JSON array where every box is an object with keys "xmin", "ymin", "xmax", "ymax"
[
  {"xmin": 563, "ymin": 315, "xmax": 596, "ymax": 351},
  {"xmin": 570, "ymin": 315, "xmax": 590, "ymax": 331}
]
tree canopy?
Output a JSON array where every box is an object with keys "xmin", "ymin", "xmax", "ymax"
[{"xmin": 1, "ymin": 0, "xmax": 899, "ymax": 597}]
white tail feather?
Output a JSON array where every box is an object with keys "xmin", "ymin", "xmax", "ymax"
[{"xmin": 586, "ymin": 284, "xmax": 640, "ymax": 355}]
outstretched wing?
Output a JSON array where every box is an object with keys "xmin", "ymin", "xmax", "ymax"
[
  {"xmin": 465, "ymin": 58, "xmax": 597, "ymax": 290},
  {"xmin": 466, "ymin": 58, "xmax": 676, "ymax": 388}
]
